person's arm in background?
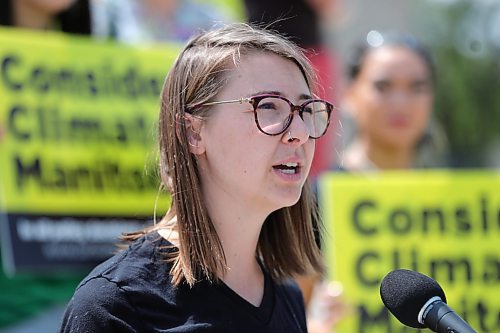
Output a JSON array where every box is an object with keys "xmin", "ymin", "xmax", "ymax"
[{"xmin": 297, "ymin": 274, "xmax": 350, "ymax": 333}]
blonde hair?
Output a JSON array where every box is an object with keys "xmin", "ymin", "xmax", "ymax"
[{"xmin": 125, "ymin": 23, "xmax": 324, "ymax": 286}]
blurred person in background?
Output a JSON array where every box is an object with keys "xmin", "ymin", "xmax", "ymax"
[
  {"xmin": 90, "ymin": 0, "xmax": 239, "ymax": 45},
  {"xmin": 319, "ymin": 31, "xmax": 450, "ymax": 332},
  {"xmin": 0, "ymin": 0, "xmax": 91, "ymax": 34},
  {"xmin": 339, "ymin": 31, "xmax": 449, "ymax": 172},
  {"xmin": 0, "ymin": 0, "xmax": 91, "ymax": 331}
]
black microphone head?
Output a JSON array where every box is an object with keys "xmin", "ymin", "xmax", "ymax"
[{"xmin": 380, "ymin": 269, "xmax": 447, "ymax": 328}]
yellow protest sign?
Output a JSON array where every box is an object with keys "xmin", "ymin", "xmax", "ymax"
[
  {"xmin": 0, "ymin": 27, "xmax": 179, "ymax": 274},
  {"xmin": 320, "ymin": 170, "xmax": 500, "ymax": 332}
]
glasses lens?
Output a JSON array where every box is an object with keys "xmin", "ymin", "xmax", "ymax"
[
  {"xmin": 255, "ymin": 96, "xmax": 331, "ymax": 137},
  {"xmin": 255, "ymin": 97, "xmax": 292, "ymax": 135},
  {"xmin": 302, "ymin": 101, "xmax": 330, "ymax": 138}
]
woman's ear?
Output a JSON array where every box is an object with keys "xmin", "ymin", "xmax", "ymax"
[{"xmin": 177, "ymin": 113, "xmax": 205, "ymax": 155}]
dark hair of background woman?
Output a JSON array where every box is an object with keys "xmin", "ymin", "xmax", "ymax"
[{"xmin": 347, "ymin": 31, "xmax": 436, "ymax": 82}]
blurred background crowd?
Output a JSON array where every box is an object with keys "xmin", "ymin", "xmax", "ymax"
[{"xmin": 0, "ymin": 0, "xmax": 499, "ymax": 332}]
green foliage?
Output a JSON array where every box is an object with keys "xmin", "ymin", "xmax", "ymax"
[{"xmin": 424, "ymin": 0, "xmax": 500, "ymax": 167}]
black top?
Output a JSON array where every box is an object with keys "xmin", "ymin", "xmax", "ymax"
[
  {"xmin": 243, "ymin": 0, "xmax": 321, "ymax": 47},
  {"xmin": 59, "ymin": 231, "xmax": 307, "ymax": 332}
]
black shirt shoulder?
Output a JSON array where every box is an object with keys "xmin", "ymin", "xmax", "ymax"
[
  {"xmin": 60, "ymin": 232, "xmax": 167, "ymax": 332},
  {"xmin": 59, "ymin": 232, "xmax": 307, "ymax": 333}
]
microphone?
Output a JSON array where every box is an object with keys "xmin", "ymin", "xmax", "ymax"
[{"xmin": 380, "ymin": 269, "xmax": 477, "ymax": 333}]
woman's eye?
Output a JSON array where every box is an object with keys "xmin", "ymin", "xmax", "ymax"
[
  {"xmin": 258, "ymin": 102, "xmax": 277, "ymax": 110},
  {"xmin": 374, "ymin": 80, "xmax": 390, "ymax": 92},
  {"xmin": 303, "ymin": 106, "xmax": 313, "ymax": 114},
  {"xmin": 412, "ymin": 81, "xmax": 432, "ymax": 93}
]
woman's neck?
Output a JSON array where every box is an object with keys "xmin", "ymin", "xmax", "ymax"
[
  {"xmin": 203, "ymin": 188, "xmax": 268, "ymax": 306},
  {"xmin": 158, "ymin": 202, "xmax": 266, "ymax": 275},
  {"xmin": 344, "ymin": 139, "xmax": 415, "ymax": 171},
  {"xmin": 13, "ymin": 1, "xmax": 55, "ymax": 30},
  {"xmin": 208, "ymin": 199, "xmax": 265, "ymax": 274},
  {"xmin": 158, "ymin": 189, "xmax": 266, "ymax": 306}
]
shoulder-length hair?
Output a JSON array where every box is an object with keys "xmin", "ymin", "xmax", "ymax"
[{"xmin": 125, "ymin": 23, "xmax": 324, "ymax": 286}]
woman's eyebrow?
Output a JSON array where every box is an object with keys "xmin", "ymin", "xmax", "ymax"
[
  {"xmin": 299, "ymin": 93, "xmax": 313, "ymax": 100},
  {"xmin": 248, "ymin": 90, "xmax": 283, "ymax": 97},
  {"xmin": 248, "ymin": 91, "xmax": 313, "ymax": 100}
]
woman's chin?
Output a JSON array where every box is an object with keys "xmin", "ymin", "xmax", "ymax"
[{"xmin": 277, "ymin": 192, "xmax": 302, "ymax": 209}]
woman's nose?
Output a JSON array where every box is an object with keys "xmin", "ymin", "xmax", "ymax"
[{"xmin": 282, "ymin": 111, "xmax": 310, "ymax": 144}]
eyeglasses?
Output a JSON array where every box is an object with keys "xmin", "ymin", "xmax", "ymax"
[{"xmin": 198, "ymin": 94, "xmax": 334, "ymax": 139}]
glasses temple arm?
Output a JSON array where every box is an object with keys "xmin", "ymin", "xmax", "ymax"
[{"xmin": 202, "ymin": 97, "xmax": 251, "ymax": 107}]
